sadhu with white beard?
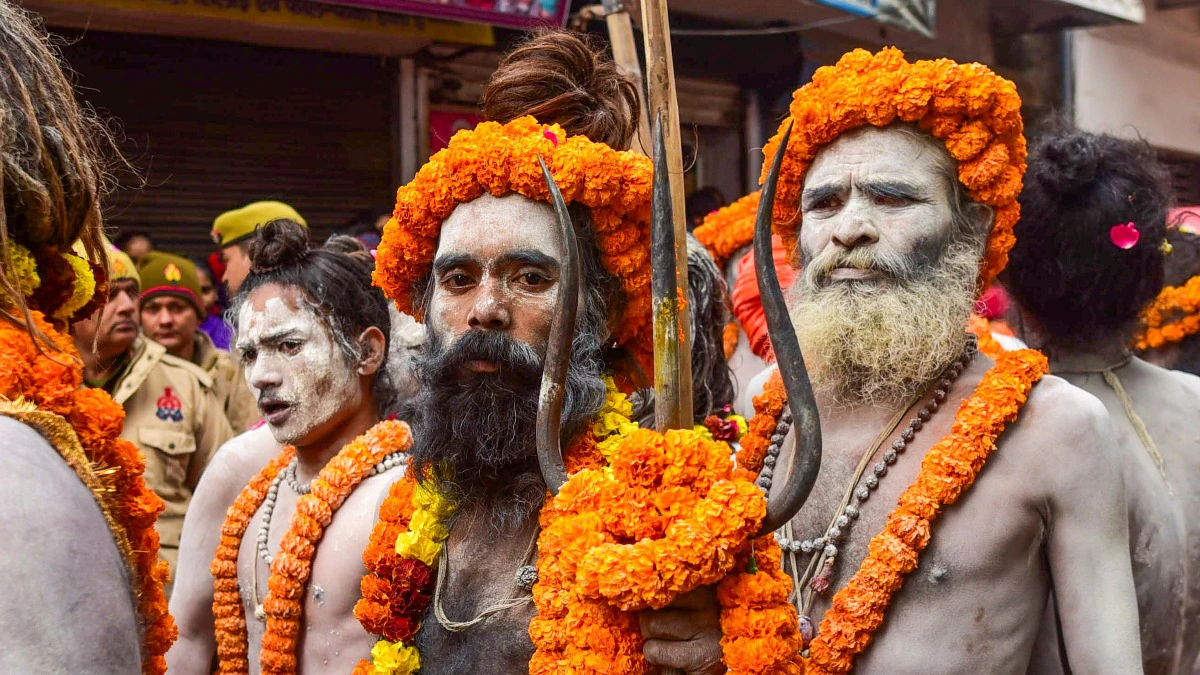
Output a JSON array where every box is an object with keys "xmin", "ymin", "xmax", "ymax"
[{"xmin": 731, "ymin": 49, "xmax": 1143, "ymax": 672}]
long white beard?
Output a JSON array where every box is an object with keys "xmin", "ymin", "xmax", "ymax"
[{"xmin": 788, "ymin": 237, "xmax": 982, "ymax": 407}]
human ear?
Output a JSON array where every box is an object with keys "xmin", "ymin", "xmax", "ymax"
[
  {"xmin": 355, "ymin": 326, "xmax": 388, "ymax": 376},
  {"xmin": 971, "ymin": 203, "xmax": 996, "ymax": 240}
]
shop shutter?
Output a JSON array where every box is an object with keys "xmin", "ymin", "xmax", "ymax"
[{"xmin": 58, "ymin": 30, "xmax": 395, "ymax": 256}]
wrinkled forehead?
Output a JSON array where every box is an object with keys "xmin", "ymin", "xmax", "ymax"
[
  {"xmin": 436, "ymin": 193, "xmax": 564, "ymax": 262},
  {"xmin": 804, "ymin": 125, "xmax": 956, "ymax": 193},
  {"xmin": 237, "ymin": 284, "xmax": 325, "ymax": 345}
]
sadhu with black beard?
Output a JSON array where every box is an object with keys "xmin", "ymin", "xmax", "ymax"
[{"xmin": 354, "ymin": 30, "xmax": 821, "ymax": 675}]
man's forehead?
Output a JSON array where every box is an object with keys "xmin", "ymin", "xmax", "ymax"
[
  {"xmin": 805, "ymin": 126, "xmax": 951, "ymax": 187},
  {"xmin": 238, "ymin": 286, "xmax": 318, "ymax": 337},
  {"xmin": 112, "ymin": 279, "xmax": 139, "ymax": 294},
  {"xmin": 437, "ymin": 193, "xmax": 562, "ymax": 259}
]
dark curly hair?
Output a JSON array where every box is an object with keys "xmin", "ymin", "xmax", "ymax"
[
  {"xmin": 1004, "ymin": 126, "xmax": 1173, "ymax": 343},
  {"xmin": 232, "ymin": 219, "xmax": 399, "ymax": 413},
  {"xmin": 481, "ymin": 28, "xmax": 640, "ymax": 151}
]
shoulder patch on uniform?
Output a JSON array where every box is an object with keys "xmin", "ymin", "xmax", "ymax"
[
  {"xmin": 156, "ymin": 387, "xmax": 184, "ymax": 422},
  {"xmin": 159, "ymin": 352, "xmax": 216, "ymax": 389}
]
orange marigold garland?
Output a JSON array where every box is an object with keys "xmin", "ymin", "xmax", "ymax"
[
  {"xmin": 212, "ymin": 448, "xmax": 295, "ymax": 674},
  {"xmin": 759, "ymin": 47, "xmax": 1025, "ymax": 291},
  {"xmin": 373, "ymin": 116, "xmax": 655, "ymax": 377},
  {"xmin": 1134, "ymin": 275, "xmax": 1200, "ymax": 350},
  {"xmin": 694, "ymin": 191, "xmax": 762, "ymax": 271},
  {"xmin": 967, "ymin": 314, "xmax": 1005, "ymax": 359},
  {"xmin": 212, "ymin": 420, "xmax": 412, "ymax": 675},
  {"xmin": 739, "ymin": 350, "xmax": 1047, "ymax": 673},
  {"xmin": 0, "ymin": 310, "xmax": 175, "ymax": 674},
  {"xmin": 533, "ymin": 426, "xmax": 803, "ymax": 674}
]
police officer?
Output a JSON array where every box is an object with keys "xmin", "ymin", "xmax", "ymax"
[
  {"xmin": 71, "ymin": 245, "xmax": 233, "ymax": 589},
  {"xmin": 138, "ymin": 251, "xmax": 259, "ymax": 434},
  {"xmin": 211, "ymin": 201, "xmax": 306, "ymax": 295}
]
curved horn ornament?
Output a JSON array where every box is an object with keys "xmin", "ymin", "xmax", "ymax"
[
  {"xmin": 535, "ymin": 155, "xmax": 581, "ymax": 495},
  {"xmin": 755, "ymin": 121, "xmax": 824, "ymax": 535}
]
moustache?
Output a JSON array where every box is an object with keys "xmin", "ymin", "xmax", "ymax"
[
  {"xmin": 803, "ymin": 247, "xmax": 910, "ymax": 286},
  {"xmin": 425, "ymin": 330, "xmax": 543, "ymax": 386}
]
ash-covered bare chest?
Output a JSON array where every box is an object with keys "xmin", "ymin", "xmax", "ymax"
[
  {"xmin": 235, "ymin": 469, "xmax": 400, "ymax": 671},
  {"xmin": 414, "ymin": 515, "xmax": 541, "ymax": 675},
  {"xmin": 774, "ymin": 362, "xmax": 1048, "ymax": 638}
]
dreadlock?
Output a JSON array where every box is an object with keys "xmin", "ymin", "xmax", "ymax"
[{"xmin": 0, "ymin": 1, "xmax": 121, "ymax": 347}]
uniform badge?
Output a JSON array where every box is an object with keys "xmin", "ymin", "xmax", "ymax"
[
  {"xmin": 156, "ymin": 387, "xmax": 184, "ymax": 422},
  {"xmin": 164, "ymin": 263, "xmax": 182, "ymax": 283}
]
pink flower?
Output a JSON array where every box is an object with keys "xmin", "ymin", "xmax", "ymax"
[{"xmin": 1110, "ymin": 222, "xmax": 1140, "ymax": 250}]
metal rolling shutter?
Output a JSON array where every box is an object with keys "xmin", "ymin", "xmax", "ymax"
[{"xmin": 58, "ymin": 30, "xmax": 395, "ymax": 256}]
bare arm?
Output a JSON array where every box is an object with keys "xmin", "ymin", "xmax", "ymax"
[
  {"xmin": 168, "ymin": 434, "xmax": 261, "ymax": 675},
  {"xmin": 0, "ymin": 417, "xmax": 141, "ymax": 673},
  {"xmin": 1037, "ymin": 383, "xmax": 1142, "ymax": 673}
]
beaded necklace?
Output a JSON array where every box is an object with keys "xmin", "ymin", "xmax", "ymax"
[{"xmin": 758, "ymin": 347, "xmax": 976, "ymax": 648}]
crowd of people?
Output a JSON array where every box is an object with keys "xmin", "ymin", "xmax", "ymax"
[{"xmin": 3, "ymin": 1, "xmax": 1200, "ymax": 673}]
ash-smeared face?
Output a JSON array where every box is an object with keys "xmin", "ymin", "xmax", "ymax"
[{"xmin": 237, "ymin": 283, "xmax": 361, "ymax": 447}]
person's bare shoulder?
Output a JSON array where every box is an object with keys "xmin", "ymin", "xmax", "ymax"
[
  {"xmin": 999, "ymin": 374, "xmax": 1122, "ymax": 501},
  {"xmin": 192, "ymin": 425, "xmax": 281, "ymax": 512},
  {"xmin": 1160, "ymin": 363, "xmax": 1200, "ymax": 398},
  {"xmin": 0, "ymin": 416, "xmax": 142, "ymax": 673}
]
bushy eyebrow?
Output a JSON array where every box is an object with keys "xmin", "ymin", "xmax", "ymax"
[
  {"xmin": 432, "ymin": 253, "xmax": 475, "ymax": 275},
  {"xmin": 801, "ymin": 184, "xmax": 842, "ymax": 210},
  {"xmin": 497, "ymin": 250, "xmax": 558, "ymax": 271},
  {"xmin": 432, "ymin": 249, "xmax": 559, "ymax": 275},
  {"xmin": 235, "ymin": 327, "xmax": 303, "ymax": 352},
  {"xmin": 858, "ymin": 180, "xmax": 930, "ymax": 202}
]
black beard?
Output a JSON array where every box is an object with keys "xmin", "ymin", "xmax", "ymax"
[{"xmin": 406, "ymin": 327, "xmax": 606, "ymax": 531}]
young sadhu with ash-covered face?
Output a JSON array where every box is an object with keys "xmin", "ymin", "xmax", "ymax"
[
  {"xmin": 349, "ymin": 31, "xmax": 814, "ymax": 675},
  {"xmin": 718, "ymin": 49, "xmax": 1142, "ymax": 673},
  {"xmin": 167, "ymin": 220, "xmax": 409, "ymax": 673}
]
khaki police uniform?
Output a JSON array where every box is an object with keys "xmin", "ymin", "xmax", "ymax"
[
  {"xmin": 193, "ymin": 329, "xmax": 259, "ymax": 434},
  {"xmin": 110, "ymin": 337, "xmax": 234, "ymax": 578}
]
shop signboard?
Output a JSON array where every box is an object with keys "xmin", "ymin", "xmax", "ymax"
[{"xmin": 316, "ymin": 0, "xmax": 568, "ymax": 29}]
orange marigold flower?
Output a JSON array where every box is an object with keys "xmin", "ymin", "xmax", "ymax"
[{"xmin": 1134, "ymin": 275, "xmax": 1200, "ymax": 350}]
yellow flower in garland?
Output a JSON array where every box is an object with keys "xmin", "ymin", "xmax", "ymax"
[
  {"xmin": 54, "ymin": 253, "xmax": 96, "ymax": 320},
  {"xmin": 593, "ymin": 376, "xmax": 640, "ymax": 462},
  {"xmin": 393, "ymin": 482, "xmax": 454, "ymax": 566},
  {"xmin": 0, "ymin": 242, "xmax": 41, "ymax": 306},
  {"xmin": 368, "ymin": 640, "xmax": 419, "ymax": 675}
]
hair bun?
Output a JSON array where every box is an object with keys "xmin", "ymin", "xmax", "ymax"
[
  {"xmin": 482, "ymin": 29, "xmax": 640, "ymax": 150},
  {"xmin": 1033, "ymin": 132, "xmax": 1100, "ymax": 196},
  {"xmin": 249, "ymin": 219, "xmax": 310, "ymax": 273}
]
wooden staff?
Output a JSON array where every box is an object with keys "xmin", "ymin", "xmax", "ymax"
[
  {"xmin": 601, "ymin": 0, "xmax": 651, "ymax": 155},
  {"xmin": 641, "ymin": 0, "xmax": 693, "ymax": 430}
]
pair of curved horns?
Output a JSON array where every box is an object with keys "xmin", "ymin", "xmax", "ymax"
[
  {"xmin": 754, "ymin": 121, "xmax": 824, "ymax": 536},
  {"xmin": 535, "ymin": 155, "xmax": 579, "ymax": 496}
]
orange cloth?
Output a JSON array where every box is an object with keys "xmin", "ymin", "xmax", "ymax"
[{"xmin": 731, "ymin": 234, "xmax": 796, "ymax": 363}]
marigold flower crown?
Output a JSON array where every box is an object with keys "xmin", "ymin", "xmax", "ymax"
[
  {"xmin": 372, "ymin": 116, "xmax": 654, "ymax": 374},
  {"xmin": 696, "ymin": 47, "xmax": 1026, "ymax": 291}
]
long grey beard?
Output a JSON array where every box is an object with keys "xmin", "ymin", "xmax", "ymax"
[{"xmin": 788, "ymin": 237, "xmax": 982, "ymax": 407}]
